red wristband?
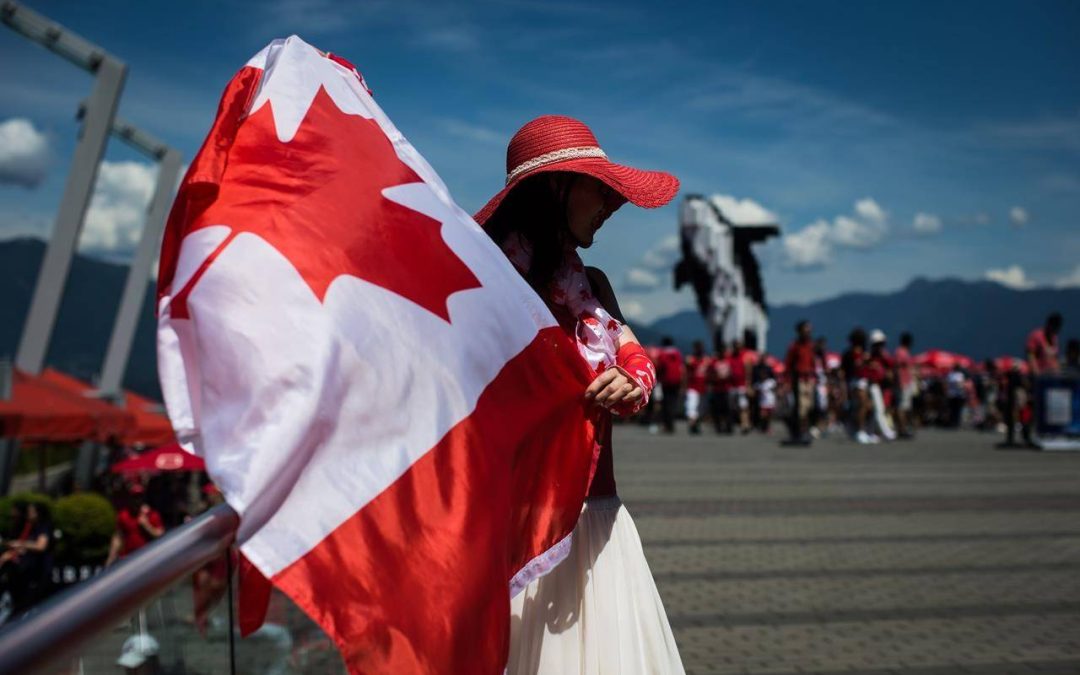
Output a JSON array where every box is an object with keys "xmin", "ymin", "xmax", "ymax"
[{"xmin": 612, "ymin": 343, "xmax": 655, "ymax": 415}]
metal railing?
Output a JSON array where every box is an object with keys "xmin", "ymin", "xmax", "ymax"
[{"xmin": 0, "ymin": 504, "xmax": 240, "ymax": 675}]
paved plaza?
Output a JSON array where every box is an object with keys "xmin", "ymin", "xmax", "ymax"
[
  {"xmin": 615, "ymin": 424, "xmax": 1080, "ymax": 675},
  {"xmin": 31, "ymin": 426, "xmax": 1080, "ymax": 674}
]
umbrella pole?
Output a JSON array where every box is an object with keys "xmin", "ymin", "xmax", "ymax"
[{"xmin": 38, "ymin": 446, "xmax": 47, "ymax": 492}]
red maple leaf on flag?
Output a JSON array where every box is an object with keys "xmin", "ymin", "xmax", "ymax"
[{"xmin": 174, "ymin": 86, "xmax": 481, "ymax": 321}]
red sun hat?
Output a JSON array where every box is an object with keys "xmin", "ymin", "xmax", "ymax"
[{"xmin": 474, "ymin": 115, "xmax": 679, "ymax": 226}]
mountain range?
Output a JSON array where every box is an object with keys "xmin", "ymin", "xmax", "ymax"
[
  {"xmin": 2, "ymin": 238, "xmax": 1078, "ymax": 401},
  {"xmin": 631, "ymin": 277, "xmax": 1080, "ymax": 358}
]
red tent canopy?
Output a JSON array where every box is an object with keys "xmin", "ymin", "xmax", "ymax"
[
  {"xmin": 764, "ymin": 354, "xmax": 786, "ymax": 375},
  {"xmin": 825, "ymin": 352, "xmax": 842, "ymax": 371},
  {"xmin": 914, "ymin": 349, "xmax": 973, "ymax": 374},
  {"xmin": 111, "ymin": 442, "xmax": 205, "ymax": 474},
  {"xmin": 994, "ymin": 355, "xmax": 1030, "ymax": 375},
  {"xmin": 0, "ymin": 370, "xmax": 101, "ymax": 441},
  {"xmin": 120, "ymin": 390, "xmax": 175, "ymax": 447},
  {"xmin": 39, "ymin": 368, "xmax": 135, "ymax": 442}
]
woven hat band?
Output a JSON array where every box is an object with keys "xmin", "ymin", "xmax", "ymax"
[{"xmin": 505, "ymin": 146, "xmax": 608, "ymax": 185}]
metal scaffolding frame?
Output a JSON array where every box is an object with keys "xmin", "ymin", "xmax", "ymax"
[
  {"xmin": 3, "ymin": 0, "xmax": 128, "ymax": 376},
  {"xmin": 1, "ymin": 2, "xmax": 182, "ymax": 494},
  {"xmin": 97, "ymin": 115, "xmax": 182, "ymax": 398}
]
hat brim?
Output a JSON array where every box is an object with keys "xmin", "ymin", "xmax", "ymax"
[{"xmin": 473, "ymin": 156, "xmax": 679, "ymax": 226}]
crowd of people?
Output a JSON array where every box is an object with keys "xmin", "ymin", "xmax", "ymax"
[
  {"xmin": 0, "ymin": 464, "xmax": 221, "ymax": 623},
  {"xmin": 640, "ymin": 311, "xmax": 1077, "ymax": 446}
]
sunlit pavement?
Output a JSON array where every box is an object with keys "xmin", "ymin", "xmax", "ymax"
[{"xmin": 615, "ymin": 424, "xmax": 1080, "ymax": 675}]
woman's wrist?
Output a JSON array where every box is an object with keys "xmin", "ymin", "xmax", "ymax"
[{"xmin": 612, "ymin": 343, "xmax": 655, "ymax": 415}]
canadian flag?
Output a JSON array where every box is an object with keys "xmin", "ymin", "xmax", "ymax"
[{"xmin": 157, "ymin": 37, "xmax": 599, "ymax": 673}]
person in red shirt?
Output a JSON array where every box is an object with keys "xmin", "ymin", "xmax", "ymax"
[
  {"xmin": 708, "ymin": 343, "xmax": 733, "ymax": 433},
  {"xmin": 654, "ymin": 336, "xmax": 684, "ymax": 433},
  {"xmin": 106, "ymin": 483, "xmax": 165, "ymax": 567},
  {"xmin": 866, "ymin": 330, "xmax": 898, "ymax": 441},
  {"xmin": 865, "ymin": 333, "xmax": 894, "ymax": 388},
  {"xmin": 0, "ymin": 501, "xmax": 53, "ymax": 615},
  {"xmin": 784, "ymin": 320, "xmax": 816, "ymax": 443},
  {"xmin": 894, "ymin": 332, "xmax": 916, "ymax": 439},
  {"xmin": 1026, "ymin": 312, "xmax": 1063, "ymax": 376},
  {"xmin": 684, "ymin": 340, "xmax": 711, "ymax": 435},
  {"xmin": 727, "ymin": 339, "xmax": 751, "ymax": 434},
  {"xmin": 1010, "ymin": 312, "xmax": 1065, "ymax": 446},
  {"xmin": 740, "ymin": 337, "xmax": 761, "ymax": 427},
  {"xmin": 841, "ymin": 328, "xmax": 875, "ymax": 443}
]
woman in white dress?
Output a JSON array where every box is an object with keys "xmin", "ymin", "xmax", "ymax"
[{"xmin": 475, "ymin": 115, "xmax": 686, "ymax": 675}]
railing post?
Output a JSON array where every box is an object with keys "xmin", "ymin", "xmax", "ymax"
[{"xmin": 0, "ymin": 504, "xmax": 240, "ymax": 674}]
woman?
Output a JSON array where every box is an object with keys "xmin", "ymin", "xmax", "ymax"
[
  {"xmin": 476, "ymin": 115, "xmax": 685, "ymax": 674},
  {"xmin": 0, "ymin": 501, "xmax": 53, "ymax": 616}
]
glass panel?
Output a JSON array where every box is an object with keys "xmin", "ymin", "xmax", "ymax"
[
  {"xmin": 26, "ymin": 551, "xmax": 348, "ymax": 674},
  {"xmin": 230, "ymin": 586, "xmax": 347, "ymax": 674},
  {"xmin": 32, "ymin": 563, "xmax": 234, "ymax": 675}
]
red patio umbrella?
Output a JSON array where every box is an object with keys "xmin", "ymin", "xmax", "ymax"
[
  {"xmin": 111, "ymin": 442, "xmax": 206, "ymax": 474},
  {"xmin": 764, "ymin": 354, "xmax": 786, "ymax": 376},
  {"xmin": 0, "ymin": 369, "xmax": 99, "ymax": 441},
  {"xmin": 39, "ymin": 368, "xmax": 135, "ymax": 442},
  {"xmin": 825, "ymin": 352, "xmax": 842, "ymax": 371},
  {"xmin": 994, "ymin": 355, "xmax": 1029, "ymax": 374},
  {"xmin": 120, "ymin": 390, "xmax": 175, "ymax": 447},
  {"xmin": 914, "ymin": 349, "xmax": 973, "ymax": 375}
]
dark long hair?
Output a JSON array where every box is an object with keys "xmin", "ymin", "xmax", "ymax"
[{"xmin": 483, "ymin": 172, "xmax": 577, "ymax": 293}]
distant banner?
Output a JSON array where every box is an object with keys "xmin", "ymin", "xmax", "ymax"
[{"xmin": 1033, "ymin": 374, "xmax": 1080, "ymax": 450}]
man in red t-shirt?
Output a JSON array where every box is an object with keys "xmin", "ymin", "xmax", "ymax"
[
  {"xmin": 654, "ymin": 337, "xmax": 684, "ymax": 433},
  {"xmin": 708, "ymin": 343, "xmax": 733, "ymax": 433},
  {"xmin": 684, "ymin": 341, "xmax": 712, "ymax": 434},
  {"xmin": 784, "ymin": 320, "xmax": 816, "ymax": 442},
  {"xmin": 107, "ymin": 484, "xmax": 165, "ymax": 567},
  {"xmin": 727, "ymin": 339, "xmax": 751, "ymax": 433}
]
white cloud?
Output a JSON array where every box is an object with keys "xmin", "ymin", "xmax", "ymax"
[
  {"xmin": 410, "ymin": 26, "xmax": 479, "ymax": 52},
  {"xmin": 620, "ymin": 298, "xmax": 646, "ymax": 321},
  {"xmin": 913, "ymin": 212, "xmax": 942, "ymax": 235},
  {"xmin": 854, "ymin": 197, "xmax": 887, "ymax": 225},
  {"xmin": 1055, "ymin": 265, "xmax": 1080, "ymax": 289},
  {"xmin": 709, "ymin": 194, "xmax": 778, "ymax": 225},
  {"xmin": 439, "ymin": 119, "xmax": 504, "ymax": 145},
  {"xmin": 80, "ymin": 160, "xmax": 157, "ymax": 252},
  {"xmin": 0, "ymin": 211, "xmax": 52, "ymax": 240},
  {"xmin": 639, "ymin": 234, "xmax": 680, "ymax": 270},
  {"xmin": 0, "ymin": 118, "xmax": 50, "ymax": 188},
  {"xmin": 624, "ymin": 266, "xmax": 661, "ymax": 291},
  {"xmin": 985, "ymin": 264, "xmax": 1035, "ymax": 290},
  {"xmin": 831, "ymin": 214, "xmax": 885, "ymax": 248},
  {"xmin": 782, "ymin": 220, "xmax": 832, "ymax": 269},
  {"xmin": 1009, "ymin": 206, "xmax": 1029, "ymax": 227},
  {"xmin": 781, "ymin": 197, "xmax": 890, "ymax": 268}
]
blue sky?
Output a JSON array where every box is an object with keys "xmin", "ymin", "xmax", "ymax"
[{"xmin": 1, "ymin": 0, "xmax": 1078, "ymax": 322}]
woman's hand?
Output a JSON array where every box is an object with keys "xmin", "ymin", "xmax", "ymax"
[{"xmin": 585, "ymin": 368, "xmax": 643, "ymax": 409}]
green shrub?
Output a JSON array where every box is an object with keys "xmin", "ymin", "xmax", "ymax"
[
  {"xmin": 0, "ymin": 492, "xmax": 54, "ymax": 536},
  {"xmin": 53, "ymin": 493, "xmax": 117, "ymax": 565}
]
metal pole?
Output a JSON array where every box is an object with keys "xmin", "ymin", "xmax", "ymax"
[
  {"xmin": 13, "ymin": 56, "xmax": 127, "ymax": 374},
  {"xmin": 98, "ymin": 148, "xmax": 181, "ymax": 396},
  {"xmin": 226, "ymin": 550, "xmax": 238, "ymax": 675},
  {"xmin": 0, "ymin": 359, "xmax": 15, "ymax": 495}
]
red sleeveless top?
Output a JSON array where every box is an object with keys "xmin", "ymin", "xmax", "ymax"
[{"xmin": 588, "ymin": 416, "xmax": 617, "ymax": 497}]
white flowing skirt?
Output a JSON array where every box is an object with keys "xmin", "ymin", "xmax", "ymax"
[{"xmin": 509, "ymin": 496, "xmax": 686, "ymax": 675}]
